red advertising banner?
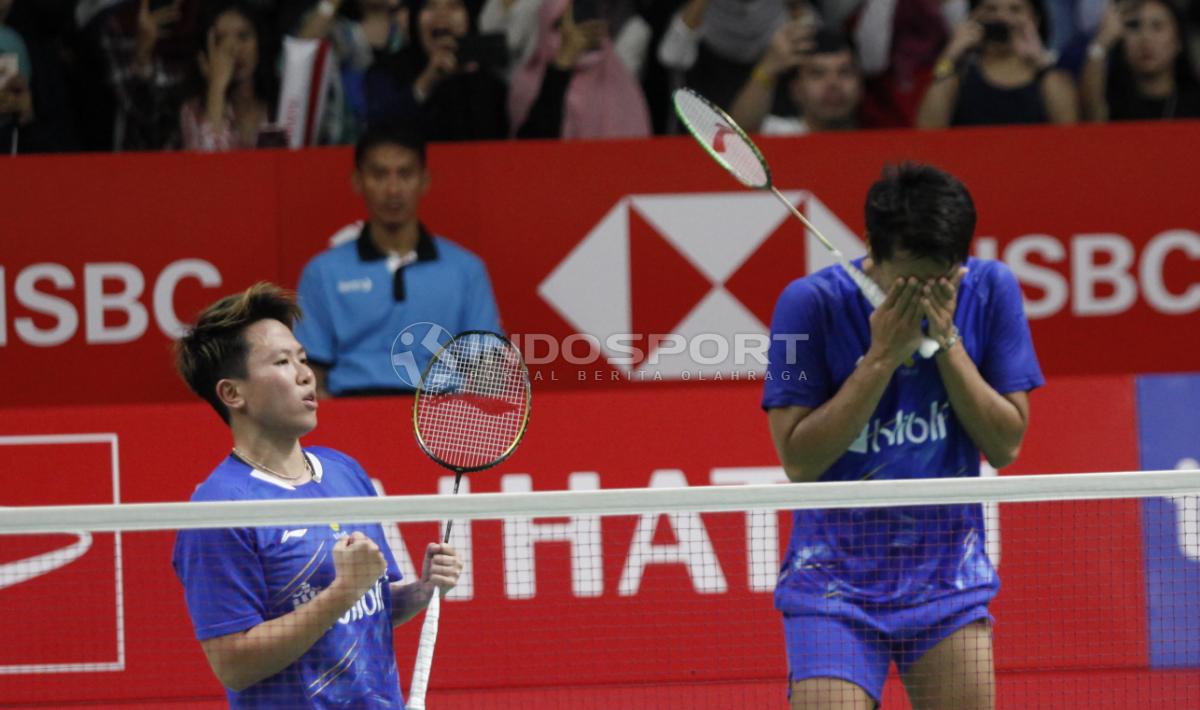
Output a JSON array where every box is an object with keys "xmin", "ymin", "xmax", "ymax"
[
  {"xmin": 2, "ymin": 375, "xmax": 1192, "ymax": 708},
  {"xmin": 3, "ymin": 124, "xmax": 1199, "ymax": 411}
]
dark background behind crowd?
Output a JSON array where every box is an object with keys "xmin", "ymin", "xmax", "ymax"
[{"xmin": 1, "ymin": 0, "xmax": 1197, "ymax": 154}]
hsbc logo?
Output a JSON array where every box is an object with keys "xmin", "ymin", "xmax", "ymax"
[
  {"xmin": 539, "ymin": 194, "xmax": 1200, "ymax": 380},
  {"xmin": 538, "ymin": 191, "xmax": 868, "ymax": 380}
]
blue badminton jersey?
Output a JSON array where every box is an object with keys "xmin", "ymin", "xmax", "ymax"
[
  {"xmin": 172, "ymin": 447, "xmax": 405, "ymax": 708},
  {"xmin": 762, "ymin": 258, "xmax": 1043, "ymax": 613}
]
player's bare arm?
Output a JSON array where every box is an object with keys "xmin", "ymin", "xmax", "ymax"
[
  {"xmin": 922, "ymin": 270, "xmax": 1029, "ymax": 468},
  {"xmin": 199, "ymin": 532, "xmax": 387, "ymax": 691},
  {"xmin": 769, "ymin": 278, "xmax": 927, "ymax": 482},
  {"xmin": 390, "ymin": 543, "xmax": 464, "ymax": 626}
]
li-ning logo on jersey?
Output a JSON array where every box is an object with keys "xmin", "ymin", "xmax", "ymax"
[
  {"xmin": 337, "ymin": 580, "xmax": 386, "ymax": 625},
  {"xmin": 281, "ymin": 528, "xmax": 309, "ymax": 543},
  {"xmin": 849, "ymin": 401, "xmax": 951, "ymax": 455},
  {"xmin": 337, "ymin": 277, "xmax": 373, "ymax": 294}
]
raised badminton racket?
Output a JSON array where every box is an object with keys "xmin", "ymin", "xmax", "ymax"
[
  {"xmin": 407, "ymin": 330, "xmax": 532, "ymax": 710},
  {"xmin": 672, "ymin": 87, "xmax": 941, "ymax": 359}
]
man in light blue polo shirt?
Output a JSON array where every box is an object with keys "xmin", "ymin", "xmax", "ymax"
[{"xmin": 296, "ymin": 125, "xmax": 502, "ymax": 396}]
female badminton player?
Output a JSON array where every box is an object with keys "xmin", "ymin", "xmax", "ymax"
[
  {"xmin": 171, "ymin": 282, "xmax": 463, "ymax": 708},
  {"xmin": 763, "ymin": 164, "xmax": 1043, "ymax": 709}
]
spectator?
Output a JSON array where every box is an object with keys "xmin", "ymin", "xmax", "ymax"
[
  {"xmin": 480, "ymin": 0, "xmax": 652, "ymax": 82},
  {"xmin": 773, "ymin": 30, "xmax": 862, "ymax": 133},
  {"xmin": 180, "ymin": 2, "xmax": 280, "ymax": 151},
  {"xmin": 1081, "ymin": 0, "xmax": 1200, "ymax": 120},
  {"xmin": 916, "ymin": 0, "xmax": 1078, "ymax": 128},
  {"xmin": 95, "ymin": 0, "xmax": 198, "ymax": 150},
  {"xmin": 295, "ymin": 0, "xmax": 409, "ymax": 144},
  {"xmin": 634, "ymin": 0, "xmax": 689, "ymax": 133},
  {"xmin": 365, "ymin": 0, "xmax": 509, "ymax": 142},
  {"xmin": 0, "ymin": 0, "xmax": 33, "ymax": 150},
  {"xmin": 510, "ymin": 0, "xmax": 651, "ymax": 139},
  {"xmin": 732, "ymin": 23, "xmax": 864, "ymax": 134},
  {"xmin": 1043, "ymin": 0, "xmax": 1106, "ymax": 71},
  {"xmin": 657, "ymin": 0, "xmax": 792, "ymax": 111},
  {"xmin": 295, "ymin": 125, "xmax": 503, "ymax": 398},
  {"xmin": 0, "ymin": 0, "xmax": 78, "ymax": 152},
  {"xmin": 852, "ymin": 0, "xmax": 967, "ymax": 128},
  {"xmin": 479, "ymin": 0, "xmax": 558, "ymax": 80}
]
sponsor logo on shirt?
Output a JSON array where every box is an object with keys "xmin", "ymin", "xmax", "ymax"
[
  {"xmin": 337, "ymin": 277, "xmax": 373, "ymax": 294},
  {"xmin": 849, "ymin": 400, "xmax": 950, "ymax": 455},
  {"xmin": 289, "ymin": 579, "xmax": 387, "ymax": 624},
  {"xmin": 291, "ymin": 581, "xmax": 319, "ymax": 607},
  {"xmin": 336, "ymin": 579, "xmax": 386, "ymax": 625},
  {"xmin": 281, "ymin": 528, "xmax": 308, "ymax": 543}
]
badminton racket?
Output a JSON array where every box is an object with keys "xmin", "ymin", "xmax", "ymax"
[
  {"xmin": 672, "ymin": 87, "xmax": 941, "ymax": 359},
  {"xmin": 407, "ymin": 330, "xmax": 532, "ymax": 710}
]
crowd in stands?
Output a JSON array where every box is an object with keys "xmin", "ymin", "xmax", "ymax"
[{"xmin": 1, "ymin": 0, "xmax": 1198, "ymax": 153}]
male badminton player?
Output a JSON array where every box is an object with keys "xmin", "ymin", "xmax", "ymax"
[
  {"xmin": 763, "ymin": 163, "xmax": 1043, "ymax": 709},
  {"xmin": 171, "ymin": 283, "xmax": 463, "ymax": 708}
]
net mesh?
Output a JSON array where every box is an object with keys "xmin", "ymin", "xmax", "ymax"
[
  {"xmin": 673, "ymin": 89, "xmax": 771, "ymax": 189},
  {"xmin": 415, "ymin": 332, "xmax": 530, "ymax": 470},
  {"xmin": 2, "ymin": 470, "xmax": 1198, "ymax": 708}
]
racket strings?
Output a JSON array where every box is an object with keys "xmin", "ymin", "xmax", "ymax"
[
  {"xmin": 415, "ymin": 334, "xmax": 529, "ymax": 470},
  {"xmin": 420, "ymin": 399, "xmax": 519, "ymax": 461},
  {"xmin": 419, "ymin": 392, "xmax": 522, "ymax": 461},
  {"xmin": 419, "ymin": 400, "xmax": 519, "ymax": 467},
  {"xmin": 673, "ymin": 90, "xmax": 770, "ymax": 189}
]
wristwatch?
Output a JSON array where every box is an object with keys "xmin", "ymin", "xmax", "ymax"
[{"xmin": 937, "ymin": 326, "xmax": 960, "ymax": 355}]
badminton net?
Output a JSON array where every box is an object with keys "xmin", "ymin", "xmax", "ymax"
[{"xmin": 1, "ymin": 468, "xmax": 1198, "ymax": 708}]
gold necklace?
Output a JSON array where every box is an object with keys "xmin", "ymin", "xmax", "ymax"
[{"xmin": 232, "ymin": 448, "xmax": 318, "ymax": 483}]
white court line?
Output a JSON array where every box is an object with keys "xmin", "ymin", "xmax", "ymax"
[{"xmin": 0, "ymin": 433, "xmax": 125, "ymax": 675}]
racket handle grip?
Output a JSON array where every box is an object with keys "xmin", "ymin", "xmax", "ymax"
[
  {"xmin": 845, "ymin": 263, "xmax": 886, "ymax": 307},
  {"xmin": 407, "ymin": 591, "xmax": 442, "ymax": 710}
]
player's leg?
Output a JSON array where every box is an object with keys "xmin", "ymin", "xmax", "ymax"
[
  {"xmin": 900, "ymin": 619, "xmax": 995, "ymax": 710},
  {"xmin": 790, "ymin": 677, "xmax": 876, "ymax": 710},
  {"xmin": 783, "ymin": 613, "xmax": 886, "ymax": 710}
]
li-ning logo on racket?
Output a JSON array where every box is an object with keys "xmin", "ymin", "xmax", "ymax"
[
  {"xmin": 711, "ymin": 124, "xmax": 735, "ymax": 153},
  {"xmin": 391, "ymin": 322, "xmax": 454, "ymax": 388}
]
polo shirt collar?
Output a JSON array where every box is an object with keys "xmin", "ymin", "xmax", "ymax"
[{"xmin": 356, "ymin": 223, "xmax": 439, "ymax": 301}]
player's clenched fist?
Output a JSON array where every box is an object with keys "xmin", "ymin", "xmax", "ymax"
[{"xmin": 333, "ymin": 532, "xmax": 388, "ymax": 598}]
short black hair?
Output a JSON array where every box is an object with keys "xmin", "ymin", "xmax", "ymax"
[
  {"xmin": 865, "ymin": 163, "xmax": 975, "ymax": 265},
  {"xmin": 809, "ymin": 29, "xmax": 856, "ymax": 59},
  {"xmin": 355, "ymin": 124, "xmax": 427, "ymax": 169},
  {"xmin": 175, "ymin": 283, "xmax": 301, "ymax": 425}
]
